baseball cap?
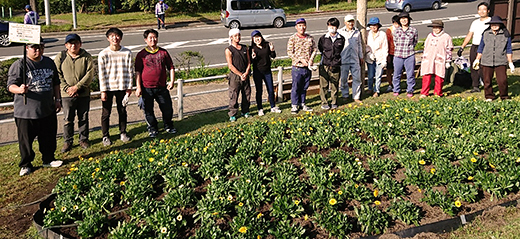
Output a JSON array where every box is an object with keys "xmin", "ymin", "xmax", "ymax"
[
  {"xmin": 295, "ymin": 18, "xmax": 306, "ymax": 24},
  {"xmin": 65, "ymin": 34, "xmax": 82, "ymax": 43},
  {"xmin": 344, "ymin": 15, "xmax": 355, "ymax": 22},
  {"xmin": 24, "ymin": 5, "xmax": 31, "ymax": 10},
  {"xmin": 251, "ymin": 30, "xmax": 262, "ymax": 37}
]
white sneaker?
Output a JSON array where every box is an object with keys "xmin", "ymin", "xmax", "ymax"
[
  {"xmin": 291, "ymin": 105, "xmax": 299, "ymax": 114},
  {"xmin": 19, "ymin": 167, "xmax": 32, "ymax": 176},
  {"xmin": 120, "ymin": 133, "xmax": 131, "ymax": 142},
  {"xmin": 43, "ymin": 160, "xmax": 63, "ymax": 168},
  {"xmin": 302, "ymin": 104, "xmax": 313, "ymax": 112},
  {"xmin": 258, "ymin": 109, "xmax": 264, "ymax": 116},
  {"xmin": 270, "ymin": 107, "xmax": 281, "ymax": 113}
]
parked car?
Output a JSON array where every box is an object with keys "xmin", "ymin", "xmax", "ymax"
[
  {"xmin": 385, "ymin": 0, "xmax": 442, "ymax": 12},
  {"xmin": 0, "ymin": 20, "xmax": 10, "ymax": 47},
  {"xmin": 220, "ymin": 0, "xmax": 286, "ymax": 29}
]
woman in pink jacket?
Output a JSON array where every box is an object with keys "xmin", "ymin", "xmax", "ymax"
[{"xmin": 420, "ymin": 20, "xmax": 453, "ymax": 97}]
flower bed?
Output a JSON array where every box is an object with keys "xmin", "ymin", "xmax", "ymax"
[{"xmin": 43, "ymin": 97, "xmax": 520, "ymax": 238}]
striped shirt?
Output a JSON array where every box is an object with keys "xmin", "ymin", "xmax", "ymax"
[
  {"xmin": 287, "ymin": 33, "xmax": 317, "ymax": 67},
  {"xmin": 393, "ymin": 26, "xmax": 418, "ymax": 58},
  {"xmin": 98, "ymin": 46, "xmax": 134, "ymax": 92}
]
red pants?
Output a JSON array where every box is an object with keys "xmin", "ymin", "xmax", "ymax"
[
  {"xmin": 482, "ymin": 65, "xmax": 509, "ymax": 100},
  {"xmin": 421, "ymin": 74, "xmax": 444, "ymax": 96}
]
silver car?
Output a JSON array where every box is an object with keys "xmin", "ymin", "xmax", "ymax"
[
  {"xmin": 220, "ymin": 0, "xmax": 286, "ymax": 29},
  {"xmin": 385, "ymin": 0, "xmax": 441, "ymax": 12}
]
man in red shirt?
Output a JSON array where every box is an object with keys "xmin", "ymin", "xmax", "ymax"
[{"xmin": 135, "ymin": 29, "xmax": 176, "ymax": 137}]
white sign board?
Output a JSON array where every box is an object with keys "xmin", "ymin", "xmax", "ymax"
[{"xmin": 8, "ymin": 23, "xmax": 41, "ymax": 44}]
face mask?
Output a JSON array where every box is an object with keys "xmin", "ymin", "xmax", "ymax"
[{"xmin": 328, "ymin": 27, "xmax": 337, "ymax": 34}]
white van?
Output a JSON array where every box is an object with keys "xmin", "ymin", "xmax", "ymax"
[{"xmin": 220, "ymin": 0, "xmax": 286, "ymax": 29}]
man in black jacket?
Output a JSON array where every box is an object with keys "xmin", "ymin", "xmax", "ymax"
[{"xmin": 318, "ymin": 18, "xmax": 345, "ymax": 110}]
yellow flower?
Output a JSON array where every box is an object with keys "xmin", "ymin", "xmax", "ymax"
[
  {"xmin": 73, "ymin": 185, "xmax": 78, "ymax": 190},
  {"xmin": 373, "ymin": 189, "xmax": 379, "ymax": 197},
  {"xmin": 418, "ymin": 188, "xmax": 422, "ymax": 193},
  {"xmin": 430, "ymin": 168, "xmax": 436, "ymax": 174},
  {"xmin": 329, "ymin": 198, "xmax": 337, "ymax": 205},
  {"xmin": 73, "ymin": 205, "xmax": 79, "ymax": 210},
  {"xmin": 61, "ymin": 206, "xmax": 67, "ymax": 212},
  {"xmin": 489, "ymin": 163, "xmax": 496, "ymax": 169},
  {"xmin": 304, "ymin": 214, "xmax": 309, "ymax": 220},
  {"xmin": 95, "ymin": 168, "xmax": 100, "ymax": 172},
  {"xmin": 473, "ymin": 152, "xmax": 479, "ymax": 156},
  {"xmin": 338, "ymin": 190, "xmax": 343, "ymax": 195},
  {"xmin": 468, "ymin": 176, "xmax": 474, "ymax": 180},
  {"xmin": 239, "ymin": 226, "xmax": 247, "ymax": 234},
  {"xmin": 257, "ymin": 213, "xmax": 263, "ymax": 219},
  {"xmin": 161, "ymin": 227, "xmax": 167, "ymax": 233},
  {"xmin": 354, "ymin": 184, "xmax": 359, "ymax": 188},
  {"xmin": 149, "ymin": 157, "xmax": 154, "ymax": 162},
  {"xmin": 120, "ymin": 181, "xmax": 125, "ymax": 186},
  {"xmin": 182, "ymin": 162, "xmax": 188, "ymax": 167},
  {"xmin": 176, "ymin": 215, "xmax": 183, "ymax": 221},
  {"xmin": 294, "ymin": 200, "xmax": 300, "ymax": 205},
  {"xmin": 239, "ymin": 202, "xmax": 244, "ymax": 207},
  {"xmin": 374, "ymin": 200, "xmax": 381, "ymax": 205},
  {"xmin": 257, "ymin": 236, "xmax": 261, "ymax": 239},
  {"xmin": 212, "ymin": 212, "xmax": 219, "ymax": 216},
  {"xmin": 137, "ymin": 164, "xmax": 142, "ymax": 168},
  {"xmin": 455, "ymin": 200, "xmax": 462, "ymax": 208},
  {"xmin": 227, "ymin": 195, "xmax": 233, "ymax": 201},
  {"xmin": 419, "ymin": 160, "xmax": 426, "ymax": 165},
  {"xmin": 471, "ymin": 157, "xmax": 477, "ymax": 163}
]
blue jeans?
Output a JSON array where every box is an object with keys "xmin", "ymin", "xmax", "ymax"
[
  {"xmin": 291, "ymin": 66, "xmax": 311, "ymax": 106},
  {"xmin": 253, "ymin": 70, "xmax": 276, "ymax": 109},
  {"xmin": 157, "ymin": 14, "xmax": 165, "ymax": 29},
  {"xmin": 392, "ymin": 55, "xmax": 416, "ymax": 94},
  {"xmin": 142, "ymin": 87, "xmax": 174, "ymax": 132},
  {"xmin": 367, "ymin": 62, "xmax": 384, "ymax": 93}
]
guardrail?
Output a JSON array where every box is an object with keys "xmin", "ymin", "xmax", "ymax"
[
  {"xmin": 0, "ymin": 46, "xmax": 467, "ymax": 124},
  {"xmin": 0, "ymin": 66, "xmax": 292, "ymax": 124}
]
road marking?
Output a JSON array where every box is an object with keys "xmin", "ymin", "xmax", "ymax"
[
  {"xmin": 163, "ymin": 41, "xmax": 189, "ymax": 49},
  {"xmin": 208, "ymin": 38, "xmax": 229, "ymax": 45}
]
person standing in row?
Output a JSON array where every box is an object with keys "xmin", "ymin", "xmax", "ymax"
[
  {"xmin": 98, "ymin": 28, "xmax": 133, "ymax": 146},
  {"xmin": 24, "ymin": 5, "xmax": 39, "ymax": 25},
  {"xmin": 365, "ymin": 17, "xmax": 388, "ymax": 98},
  {"xmin": 155, "ymin": 0, "xmax": 169, "ymax": 30},
  {"xmin": 473, "ymin": 16, "xmax": 514, "ymax": 101},
  {"xmin": 250, "ymin": 30, "xmax": 281, "ymax": 116},
  {"xmin": 385, "ymin": 15, "xmax": 399, "ymax": 93},
  {"xmin": 420, "ymin": 20, "xmax": 453, "ymax": 98},
  {"xmin": 459, "ymin": 2, "xmax": 491, "ymax": 93},
  {"xmin": 8, "ymin": 40, "xmax": 63, "ymax": 176},
  {"xmin": 318, "ymin": 17, "xmax": 345, "ymax": 109},
  {"xmin": 55, "ymin": 34, "xmax": 94, "ymax": 152},
  {"xmin": 225, "ymin": 29, "xmax": 251, "ymax": 122},
  {"xmin": 287, "ymin": 18, "xmax": 317, "ymax": 114},
  {"xmin": 392, "ymin": 12, "xmax": 418, "ymax": 97},
  {"xmin": 338, "ymin": 14, "xmax": 364, "ymax": 103},
  {"xmin": 135, "ymin": 29, "xmax": 177, "ymax": 138}
]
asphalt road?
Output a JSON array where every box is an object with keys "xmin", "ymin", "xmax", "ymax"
[{"xmin": 1, "ymin": 1, "xmax": 481, "ymax": 66}]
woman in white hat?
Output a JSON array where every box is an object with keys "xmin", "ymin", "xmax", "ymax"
[{"xmin": 420, "ymin": 20, "xmax": 453, "ymax": 98}]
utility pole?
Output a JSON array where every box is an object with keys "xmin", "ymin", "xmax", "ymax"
[
  {"xmin": 72, "ymin": 0, "xmax": 78, "ymax": 29},
  {"xmin": 316, "ymin": 0, "xmax": 319, "ymax": 12},
  {"xmin": 357, "ymin": 0, "xmax": 367, "ymax": 90},
  {"xmin": 44, "ymin": 0, "xmax": 51, "ymax": 25}
]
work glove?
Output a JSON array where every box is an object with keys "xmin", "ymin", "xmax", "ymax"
[
  {"xmin": 509, "ymin": 62, "xmax": 515, "ymax": 73},
  {"xmin": 457, "ymin": 48, "xmax": 463, "ymax": 57},
  {"xmin": 472, "ymin": 59, "xmax": 480, "ymax": 70},
  {"xmin": 122, "ymin": 94, "xmax": 129, "ymax": 107}
]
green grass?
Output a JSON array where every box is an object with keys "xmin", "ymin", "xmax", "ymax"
[{"xmin": 447, "ymin": 207, "xmax": 520, "ymax": 239}]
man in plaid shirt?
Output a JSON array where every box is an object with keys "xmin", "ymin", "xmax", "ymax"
[{"xmin": 392, "ymin": 12, "xmax": 418, "ymax": 97}]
